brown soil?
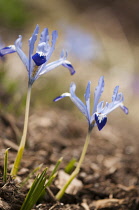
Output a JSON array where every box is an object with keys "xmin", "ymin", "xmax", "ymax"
[{"xmin": 0, "ymin": 109, "xmax": 139, "ymax": 210}]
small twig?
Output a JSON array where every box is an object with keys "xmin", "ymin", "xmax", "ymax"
[
  {"xmin": 48, "ymin": 202, "xmax": 63, "ymax": 210},
  {"xmin": 46, "ymin": 187, "xmax": 58, "ymax": 203}
]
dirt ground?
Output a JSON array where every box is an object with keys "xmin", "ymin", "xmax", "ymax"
[{"xmin": 0, "ymin": 108, "xmax": 139, "ymax": 210}]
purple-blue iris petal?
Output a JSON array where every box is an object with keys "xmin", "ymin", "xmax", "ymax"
[
  {"xmin": 37, "ymin": 42, "xmax": 50, "ymax": 55},
  {"xmin": 0, "ymin": 46, "xmax": 16, "ymax": 57},
  {"xmin": 62, "ymin": 61, "xmax": 76, "ymax": 75},
  {"xmin": 120, "ymin": 105, "xmax": 128, "ymax": 114},
  {"xmin": 39, "ymin": 28, "xmax": 49, "ymax": 43},
  {"xmin": 70, "ymin": 83, "xmax": 88, "ymax": 118},
  {"xmin": 95, "ymin": 113, "xmax": 107, "ymax": 130},
  {"xmin": 97, "ymin": 101, "xmax": 104, "ymax": 113},
  {"xmin": 112, "ymin": 86, "xmax": 119, "ymax": 102},
  {"xmin": 15, "ymin": 36, "xmax": 29, "ymax": 70},
  {"xmin": 29, "ymin": 25, "xmax": 39, "ymax": 57},
  {"xmin": 84, "ymin": 81, "xmax": 91, "ymax": 102},
  {"xmin": 53, "ymin": 96, "xmax": 63, "ymax": 102},
  {"xmin": 93, "ymin": 76, "xmax": 104, "ymax": 113},
  {"xmin": 84, "ymin": 81, "xmax": 91, "ymax": 122},
  {"xmin": 53, "ymin": 93, "xmax": 71, "ymax": 102},
  {"xmin": 116, "ymin": 93, "xmax": 123, "ymax": 102},
  {"xmin": 29, "ymin": 25, "xmax": 39, "ymax": 76},
  {"xmin": 32, "ymin": 53, "xmax": 46, "ymax": 66},
  {"xmin": 45, "ymin": 30, "xmax": 58, "ymax": 61}
]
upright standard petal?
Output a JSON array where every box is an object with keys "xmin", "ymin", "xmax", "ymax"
[
  {"xmin": 84, "ymin": 81, "xmax": 91, "ymax": 123},
  {"xmin": 33, "ymin": 30, "xmax": 58, "ymax": 67},
  {"xmin": 54, "ymin": 83, "xmax": 89, "ymax": 125},
  {"xmin": 15, "ymin": 36, "xmax": 29, "ymax": 70},
  {"xmin": 39, "ymin": 28, "xmax": 49, "ymax": 43},
  {"xmin": 112, "ymin": 86, "xmax": 119, "ymax": 102},
  {"xmin": 45, "ymin": 30, "xmax": 58, "ymax": 61},
  {"xmin": 36, "ymin": 42, "xmax": 48, "ymax": 56},
  {"xmin": 70, "ymin": 83, "xmax": 88, "ymax": 119},
  {"xmin": 97, "ymin": 86, "xmax": 124, "ymax": 116},
  {"xmin": 112, "ymin": 86, "xmax": 124, "ymax": 104},
  {"xmin": 93, "ymin": 76, "xmax": 104, "ymax": 113},
  {"xmin": 37, "ymin": 28, "xmax": 50, "ymax": 55},
  {"xmin": 28, "ymin": 25, "xmax": 39, "ymax": 77}
]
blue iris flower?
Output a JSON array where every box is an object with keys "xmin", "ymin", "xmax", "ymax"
[
  {"xmin": 14, "ymin": 25, "xmax": 75, "ymax": 85},
  {"xmin": 54, "ymin": 76, "xmax": 128, "ymax": 131}
]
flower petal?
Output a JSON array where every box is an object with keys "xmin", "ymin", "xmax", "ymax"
[
  {"xmin": 96, "ymin": 101, "xmax": 104, "ymax": 113},
  {"xmin": 53, "ymin": 93, "xmax": 71, "ymax": 102},
  {"xmin": 120, "ymin": 104, "xmax": 129, "ymax": 114},
  {"xmin": 84, "ymin": 81, "xmax": 91, "ymax": 122},
  {"xmin": 95, "ymin": 113, "xmax": 107, "ymax": 130},
  {"xmin": 46, "ymin": 30, "xmax": 58, "ymax": 61},
  {"xmin": 0, "ymin": 45, "xmax": 16, "ymax": 57},
  {"xmin": 101, "ymin": 100, "xmax": 123, "ymax": 115},
  {"xmin": 32, "ymin": 53, "xmax": 46, "ymax": 66},
  {"xmin": 37, "ymin": 59, "xmax": 65, "ymax": 76},
  {"xmin": 39, "ymin": 28, "xmax": 49, "ymax": 43},
  {"xmin": 15, "ymin": 35, "xmax": 29, "ymax": 70},
  {"xmin": 36, "ymin": 50, "xmax": 75, "ymax": 77},
  {"xmin": 99, "ymin": 85, "xmax": 125, "ymax": 115},
  {"xmin": 28, "ymin": 25, "xmax": 39, "ymax": 76},
  {"xmin": 37, "ymin": 28, "xmax": 50, "ymax": 55},
  {"xmin": 112, "ymin": 86, "xmax": 119, "ymax": 101},
  {"xmin": 36, "ymin": 42, "xmax": 49, "ymax": 56},
  {"xmin": 61, "ymin": 50, "xmax": 75, "ymax": 75},
  {"xmin": 62, "ymin": 60, "xmax": 76, "ymax": 75},
  {"xmin": 70, "ymin": 82, "xmax": 88, "ymax": 118},
  {"xmin": 93, "ymin": 76, "xmax": 104, "ymax": 113}
]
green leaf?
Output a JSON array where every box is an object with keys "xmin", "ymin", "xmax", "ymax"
[
  {"xmin": 21, "ymin": 168, "xmax": 48, "ymax": 210},
  {"xmin": 3, "ymin": 148, "xmax": 10, "ymax": 183},
  {"xmin": 64, "ymin": 158, "xmax": 77, "ymax": 174},
  {"xmin": 50, "ymin": 157, "xmax": 63, "ymax": 177},
  {"xmin": 20, "ymin": 164, "xmax": 43, "ymax": 188}
]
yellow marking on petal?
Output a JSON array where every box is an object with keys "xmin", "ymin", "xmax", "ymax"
[{"xmin": 32, "ymin": 65, "xmax": 38, "ymax": 77}]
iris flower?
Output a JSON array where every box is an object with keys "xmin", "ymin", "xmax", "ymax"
[
  {"xmin": 54, "ymin": 76, "xmax": 128, "ymax": 200},
  {"xmin": 54, "ymin": 76, "xmax": 128, "ymax": 131},
  {"xmin": 11, "ymin": 25, "xmax": 75, "ymax": 177},
  {"xmin": 15, "ymin": 24, "xmax": 75, "ymax": 85}
]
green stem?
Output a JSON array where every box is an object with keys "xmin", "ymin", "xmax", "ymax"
[
  {"xmin": 56, "ymin": 129, "xmax": 92, "ymax": 200},
  {"xmin": 3, "ymin": 148, "xmax": 10, "ymax": 183},
  {"xmin": 11, "ymin": 84, "xmax": 32, "ymax": 177}
]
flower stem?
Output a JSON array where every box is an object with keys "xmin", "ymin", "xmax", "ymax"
[
  {"xmin": 11, "ymin": 84, "xmax": 32, "ymax": 177},
  {"xmin": 56, "ymin": 129, "xmax": 92, "ymax": 200}
]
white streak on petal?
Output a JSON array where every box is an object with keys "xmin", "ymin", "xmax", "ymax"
[{"xmin": 53, "ymin": 93, "xmax": 71, "ymax": 102}]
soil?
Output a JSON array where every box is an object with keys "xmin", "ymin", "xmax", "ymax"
[{"xmin": 0, "ymin": 108, "xmax": 139, "ymax": 210}]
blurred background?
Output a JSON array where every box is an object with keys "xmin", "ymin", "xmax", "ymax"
[{"xmin": 0, "ymin": 0, "xmax": 139, "ymax": 142}]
